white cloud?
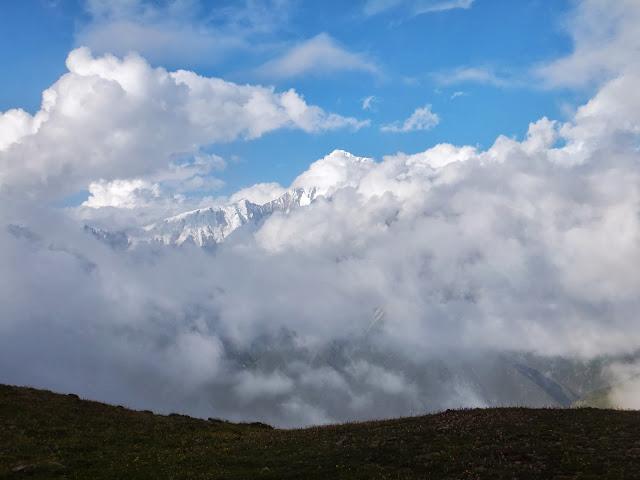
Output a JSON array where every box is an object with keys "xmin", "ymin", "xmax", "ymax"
[
  {"xmin": 394, "ymin": 142, "xmax": 476, "ymax": 169},
  {"xmin": 381, "ymin": 104, "xmax": 440, "ymax": 133},
  {"xmin": 0, "ymin": 48, "xmax": 366, "ymax": 200},
  {"xmin": 229, "ymin": 182, "xmax": 287, "ymax": 205},
  {"xmin": 79, "ymin": 0, "xmax": 233, "ymax": 66},
  {"xmin": 83, "ymin": 179, "xmax": 161, "ymax": 209},
  {"xmin": 363, "ymin": 0, "xmax": 474, "ymax": 17},
  {"xmin": 362, "ymin": 95, "xmax": 377, "ymax": 110},
  {"xmin": 154, "ymin": 154, "xmax": 226, "ymax": 192},
  {"xmin": 77, "ymin": 0, "xmax": 292, "ymax": 67},
  {"xmin": 347, "ymin": 361, "xmax": 418, "ymax": 396},
  {"xmin": 432, "ymin": 66, "xmax": 512, "ymax": 87},
  {"xmin": 538, "ymin": 0, "xmax": 640, "ymax": 88},
  {"xmin": 258, "ymin": 33, "xmax": 379, "ymax": 78},
  {"xmin": 412, "ymin": 0, "xmax": 474, "ymax": 14},
  {"xmin": 3, "ymin": 69, "xmax": 640, "ymax": 424},
  {"xmin": 81, "ymin": 153, "xmax": 228, "ymax": 212},
  {"xmin": 234, "ymin": 371, "xmax": 294, "ymax": 401},
  {"xmin": 291, "ymin": 149, "xmax": 375, "ymax": 197},
  {"xmin": 0, "ymin": 109, "xmax": 36, "ymax": 151}
]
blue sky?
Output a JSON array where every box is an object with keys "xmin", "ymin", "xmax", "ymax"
[{"xmin": 1, "ymin": 0, "xmax": 590, "ymax": 196}]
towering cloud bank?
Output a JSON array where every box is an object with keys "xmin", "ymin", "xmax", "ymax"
[
  {"xmin": 0, "ymin": 48, "xmax": 366, "ymax": 200},
  {"xmin": 2, "ymin": 35, "xmax": 640, "ymax": 425}
]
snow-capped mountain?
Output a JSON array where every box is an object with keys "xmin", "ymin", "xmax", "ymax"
[{"xmin": 128, "ymin": 187, "xmax": 317, "ymax": 247}]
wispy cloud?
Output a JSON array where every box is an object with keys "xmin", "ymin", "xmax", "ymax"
[
  {"xmin": 362, "ymin": 95, "xmax": 378, "ymax": 110},
  {"xmin": 363, "ymin": 0, "xmax": 475, "ymax": 17},
  {"xmin": 381, "ymin": 104, "xmax": 440, "ymax": 132},
  {"xmin": 258, "ymin": 33, "xmax": 379, "ymax": 79},
  {"xmin": 431, "ymin": 66, "xmax": 514, "ymax": 87},
  {"xmin": 77, "ymin": 0, "xmax": 292, "ymax": 67}
]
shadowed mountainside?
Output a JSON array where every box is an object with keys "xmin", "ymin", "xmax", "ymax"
[{"xmin": 1, "ymin": 384, "xmax": 639, "ymax": 479}]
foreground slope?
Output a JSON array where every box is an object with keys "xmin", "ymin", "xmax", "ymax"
[{"xmin": 1, "ymin": 385, "xmax": 639, "ymax": 479}]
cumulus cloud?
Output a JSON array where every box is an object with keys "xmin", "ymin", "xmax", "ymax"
[
  {"xmin": 538, "ymin": 0, "xmax": 640, "ymax": 87},
  {"xmin": 291, "ymin": 149, "xmax": 375, "ymax": 197},
  {"xmin": 0, "ymin": 47, "xmax": 366, "ymax": 201},
  {"xmin": 83, "ymin": 179, "xmax": 161, "ymax": 209},
  {"xmin": 0, "ymin": 109, "xmax": 36, "ymax": 151},
  {"xmin": 258, "ymin": 33, "xmax": 379, "ymax": 78},
  {"xmin": 74, "ymin": 154, "xmax": 229, "ymax": 231},
  {"xmin": 381, "ymin": 104, "xmax": 440, "ymax": 132},
  {"xmin": 391, "ymin": 142, "xmax": 476, "ymax": 169}
]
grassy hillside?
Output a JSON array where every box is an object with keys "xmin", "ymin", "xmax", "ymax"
[{"xmin": 1, "ymin": 384, "xmax": 639, "ymax": 479}]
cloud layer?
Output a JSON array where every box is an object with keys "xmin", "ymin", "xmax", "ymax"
[
  {"xmin": 3, "ymin": 1, "xmax": 640, "ymax": 425},
  {"xmin": 2, "ymin": 56, "xmax": 640, "ymax": 425}
]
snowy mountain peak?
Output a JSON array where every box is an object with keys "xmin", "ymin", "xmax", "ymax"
[
  {"xmin": 128, "ymin": 187, "xmax": 318, "ymax": 247},
  {"xmin": 262, "ymin": 187, "xmax": 317, "ymax": 212}
]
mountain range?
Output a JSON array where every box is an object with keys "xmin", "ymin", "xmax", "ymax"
[{"xmin": 87, "ymin": 187, "xmax": 318, "ymax": 248}]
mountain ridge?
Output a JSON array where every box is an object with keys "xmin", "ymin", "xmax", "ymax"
[
  {"xmin": 2, "ymin": 383, "xmax": 638, "ymax": 479},
  {"xmin": 87, "ymin": 187, "xmax": 318, "ymax": 248}
]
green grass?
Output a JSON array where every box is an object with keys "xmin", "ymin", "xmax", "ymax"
[{"xmin": 1, "ymin": 384, "xmax": 639, "ymax": 479}]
